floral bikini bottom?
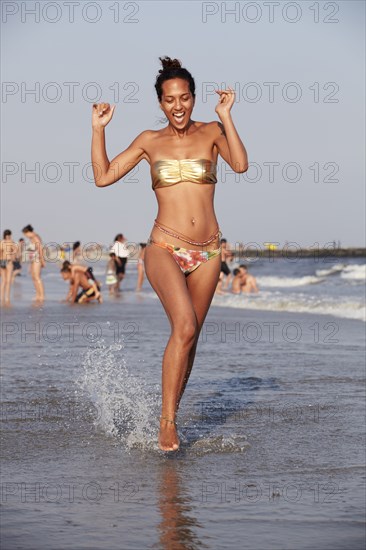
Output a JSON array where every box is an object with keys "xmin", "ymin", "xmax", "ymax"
[{"xmin": 148, "ymin": 238, "xmax": 221, "ymax": 276}]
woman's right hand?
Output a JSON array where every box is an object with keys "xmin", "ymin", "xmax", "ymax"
[{"xmin": 92, "ymin": 103, "xmax": 116, "ymax": 129}]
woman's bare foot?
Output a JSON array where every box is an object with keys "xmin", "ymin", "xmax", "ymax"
[{"xmin": 158, "ymin": 417, "xmax": 179, "ymax": 452}]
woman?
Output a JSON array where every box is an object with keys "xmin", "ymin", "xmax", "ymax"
[
  {"xmin": 22, "ymin": 224, "xmax": 45, "ymax": 302},
  {"xmin": 113, "ymin": 233, "xmax": 129, "ymax": 291},
  {"xmin": 91, "ymin": 57, "xmax": 248, "ymax": 451},
  {"xmin": 136, "ymin": 243, "xmax": 146, "ymax": 292},
  {"xmin": 71, "ymin": 241, "xmax": 83, "ymax": 265},
  {"xmin": 0, "ymin": 230, "xmax": 18, "ymax": 305}
]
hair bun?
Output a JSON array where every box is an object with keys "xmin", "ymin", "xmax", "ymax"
[
  {"xmin": 155, "ymin": 56, "xmax": 195, "ymax": 102},
  {"xmin": 158, "ymin": 56, "xmax": 182, "ymax": 73}
]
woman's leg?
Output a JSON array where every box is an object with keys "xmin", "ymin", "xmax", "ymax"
[
  {"xmin": 4, "ymin": 262, "xmax": 14, "ymax": 304},
  {"xmin": 176, "ymin": 253, "xmax": 221, "ymax": 409},
  {"xmin": 31, "ymin": 262, "xmax": 44, "ymax": 301},
  {"xmin": 144, "ymin": 244, "xmax": 199, "ymax": 451},
  {"xmin": 12, "ymin": 267, "xmax": 21, "ymax": 283},
  {"xmin": 0, "ymin": 268, "xmax": 6, "ymax": 304}
]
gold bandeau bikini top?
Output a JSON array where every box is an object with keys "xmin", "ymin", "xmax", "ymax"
[{"xmin": 151, "ymin": 158, "xmax": 217, "ymax": 190}]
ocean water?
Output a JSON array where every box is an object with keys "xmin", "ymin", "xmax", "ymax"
[{"xmin": 1, "ymin": 256, "xmax": 365, "ymax": 549}]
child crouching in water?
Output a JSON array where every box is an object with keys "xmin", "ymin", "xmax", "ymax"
[{"xmin": 61, "ymin": 263, "xmax": 102, "ymax": 304}]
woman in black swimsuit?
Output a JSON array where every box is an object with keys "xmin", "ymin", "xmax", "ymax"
[{"xmin": 91, "ymin": 57, "xmax": 248, "ymax": 451}]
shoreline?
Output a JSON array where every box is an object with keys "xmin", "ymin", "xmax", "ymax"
[
  {"xmin": 44, "ymin": 247, "xmax": 366, "ymax": 263},
  {"xmin": 231, "ymin": 247, "xmax": 366, "ymax": 259}
]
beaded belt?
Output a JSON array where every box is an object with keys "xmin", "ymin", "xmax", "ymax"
[{"xmin": 153, "ymin": 219, "xmax": 221, "ymax": 247}]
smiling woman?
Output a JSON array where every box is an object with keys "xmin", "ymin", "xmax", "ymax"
[{"xmin": 91, "ymin": 56, "xmax": 248, "ymax": 452}]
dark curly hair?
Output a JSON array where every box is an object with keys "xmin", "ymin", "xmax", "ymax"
[
  {"xmin": 155, "ymin": 56, "xmax": 195, "ymax": 102},
  {"xmin": 22, "ymin": 224, "xmax": 34, "ymax": 233}
]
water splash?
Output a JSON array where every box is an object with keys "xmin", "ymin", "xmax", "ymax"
[
  {"xmin": 77, "ymin": 340, "xmax": 159, "ymax": 450},
  {"xmin": 190, "ymin": 434, "xmax": 250, "ymax": 455}
]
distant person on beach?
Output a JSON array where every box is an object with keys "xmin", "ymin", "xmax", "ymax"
[
  {"xmin": 61, "ymin": 263, "xmax": 102, "ymax": 304},
  {"xmin": 220, "ymin": 238, "xmax": 234, "ymax": 287},
  {"xmin": 136, "ymin": 243, "xmax": 146, "ymax": 292},
  {"xmin": 231, "ymin": 268, "xmax": 242, "ymax": 294},
  {"xmin": 112, "ymin": 234, "xmax": 129, "ymax": 291},
  {"xmin": 0, "ymin": 230, "xmax": 18, "ymax": 305},
  {"xmin": 22, "ymin": 224, "xmax": 46, "ymax": 303},
  {"xmin": 215, "ymin": 237, "xmax": 234, "ymax": 294},
  {"xmin": 71, "ymin": 241, "xmax": 84, "ymax": 265},
  {"xmin": 105, "ymin": 252, "xmax": 118, "ymax": 295},
  {"xmin": 239, "ymin": 264, "xmax": 258, "ymax": 293},
  {"xmin": 59, "ymin": 245, "xmax": 66, "ymax": 261},
  {"xmin": 12, "ymin": 238, "xmax": 25, "ymax": 281},
  {"xmin": 61, "ymin": 261, "xmax": 101, "ymax": 302},
  {"xmin": 91, "ymin": 56, "xmax": 248, "ymax": 451}
]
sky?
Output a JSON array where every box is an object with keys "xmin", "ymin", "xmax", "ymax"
[{"xmin": 1, "ymin": 0, "xmax": 365, "ymax": 248}]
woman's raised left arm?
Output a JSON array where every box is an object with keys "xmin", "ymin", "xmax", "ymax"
[{"xmin": 213, "ymin": 87, "xmax": 248, "ymax": 173}]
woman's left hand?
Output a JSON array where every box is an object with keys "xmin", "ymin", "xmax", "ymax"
[{"xmin": 215, "ymin": 87, "xmax": 235, "ymax": 119}]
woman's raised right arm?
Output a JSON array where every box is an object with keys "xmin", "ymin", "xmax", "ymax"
[{"xmin": 91, "ymin": 103, "xmax": 149, "ymax": 188}]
